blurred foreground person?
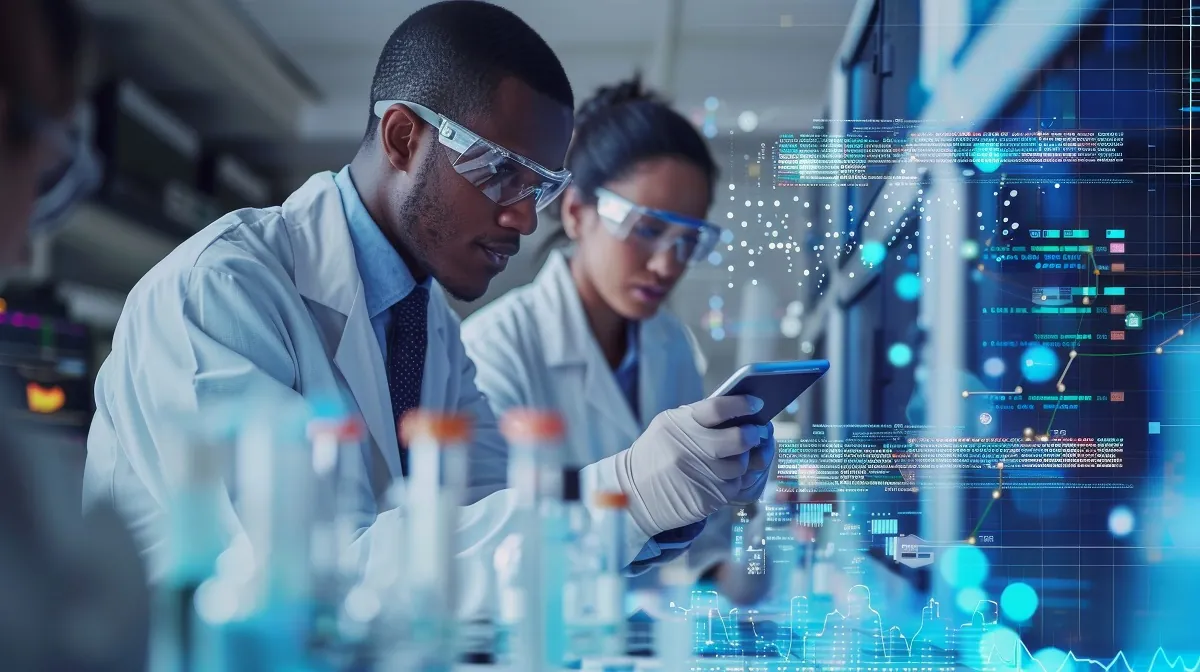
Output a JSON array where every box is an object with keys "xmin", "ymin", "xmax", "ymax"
[
  {"xmin": 0, "ymin": 0, "xmax": 149, "ymax": 668},
  {"xmin": 462, "ymin": 75, "xmax": 774, "ymax": 580},
  {"xmin": 84, "ymin": 0, "xmax": 766, "ymax": 618}
]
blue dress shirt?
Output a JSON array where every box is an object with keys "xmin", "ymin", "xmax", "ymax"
[
  {"xmin": 334, "ymin": 166, "xmax": 430, "ymax": 359},
  {"xmin": 613, "ymin": 321, "xmax": 640, "ymax": 423}
]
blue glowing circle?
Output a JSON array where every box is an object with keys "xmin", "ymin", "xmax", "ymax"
[
  {"xmin": 703, "ymin": 122, "xmax": 718, "ymax": 139},
  {"xmin": 704, "ymin": 96, "xmax": 720, "ymax": 111},
  {"xmin": 861, "ymin": 241, "xmax": 886, "ymax": 266},
  {"xmin": 1000, "ymin": 582, "xmax": 1039, "ymax": 622},
  {"xmin": 939, "ymin": 544, "xmax": 990, "ymax": 588},
  {"xmin": 711, "ymin": 327, "xmax": 726, "ymax": 341},
  {"xmin": 720, "ymin": 229, "xmax": 734, "ymax": 243},
  {"xmin": 708, "ymin": 295, "xmax": 724, "ymax": 311},
  {"xmin": 895, "ymin": 273, "xmax": 922, "ymax": 301},
  {"xmin": 1034, "ymin": 647, "xmax": 1070, "ymax": 672},
  {"xmin": 981, "ymin": 627, "xmax": 1022, "ymax": 668},
  {"xmin": 1020, "ymin": 345, "xmax": 1059, "ymax": 384},
  {"xmin": 956, "ymin": 587, "xmax": 988, "ymax": 614},
  {"xmin": 1109, "ymin": 505, "xmax": 1135, "ymax": 537},
  {"xmin": 983, "ymin": 357, "xmax": 1006, "ymax": 378},
  {"xmin": 972, "ymin": 142, "xmax": 1004, "ymax": 173},
  {"xmin": 708, "ymin": 251, "xmax": 723, "ymax": 265},
  {"xmin": 888, "ymin": 343, "xmax": 914, "ymax": 367},
  {"xmin": 786, "ymin": 400, "xmax": 800, "ymax": 414}
]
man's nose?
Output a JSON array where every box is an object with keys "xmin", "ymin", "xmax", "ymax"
[{"xmin": 497, "ymin": 197, "xmax": 538, "ymax": 236}]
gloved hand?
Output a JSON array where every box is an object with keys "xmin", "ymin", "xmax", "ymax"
[
  {"xmin": 731, "ymin": 421, "xmax": 775, "ymax": 505},
  {"xmin": 612, "ymin": 395, "xmax": 770, "ymax": 539}
]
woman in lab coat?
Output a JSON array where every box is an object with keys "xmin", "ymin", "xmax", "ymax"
[{"xmin": 461, "ymin": 75, "xmax": 733, "ymax": 575}]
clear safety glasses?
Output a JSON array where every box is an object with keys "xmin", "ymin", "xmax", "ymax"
[
  {"xmin": 373, "ymin": 100, "xmax": 571, "ymax": 212},
  {"xmin": 16, "ymin": 100, "xmax": 102, "ymax": 234},
  {"xmin": 594, "ymin": 187, "xmax": 722, "ymax": 265}
]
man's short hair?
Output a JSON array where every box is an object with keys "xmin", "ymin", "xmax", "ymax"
[{"xmin": 363, "ymin": 0, "xmax": 573, "ymax": 144}]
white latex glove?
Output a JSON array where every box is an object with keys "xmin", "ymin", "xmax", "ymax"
[{"xmin": 612, "ymin": 395, "xmax": 768, "ymax": 539}]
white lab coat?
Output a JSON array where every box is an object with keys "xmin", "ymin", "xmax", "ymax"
[
  {"xmin": 83, "ymin": 173, "xmax": 662, "ymax": 618},
  {"xmin": 461, "ymin": 250, "xmax": 729, "ymax": 571}
]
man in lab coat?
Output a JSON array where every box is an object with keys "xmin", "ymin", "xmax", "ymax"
[
  {"xmin": 85, "ymin": 0, "xmax": 772, "ymax": 612},
  {"xmin": 1, "ymin": 0, "xmax": 149, "ymax": 667}
]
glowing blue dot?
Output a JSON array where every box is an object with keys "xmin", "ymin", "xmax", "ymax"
[
  {"xmin": 888, "ymin": 343, "xmax": 913, "ymax": 367},
  {"xmin": 786, "ymin": 400, "xmax": 800, "ymax": 414},
  {"xmin": 983, "ymin": 357, "xmax": 1006, "ymax": 378},
  {"xmin": 860, "ymin": 241, "xmax": 886, "ymax": 265},
  {"xmin": 939, "ymin": 544, "xmax": 989, "ymax": 588},
  {"xmin": 720, "ymin": 229, "xmax": 734, "ymax": 243},
  {"xmin": 703, "ymin": 122, "xmax": 717, "ymax": 139},
  {"xmin": 895, "ymin": 273, "xmax": 922, "ymax": 301},
  {"xmin": 1020, "ymin": 345, "xmax": 1059, "ymax": 384},
  {"xmin": 981, "ymin": 627, "xmax": 1022, "ymax": 667},
  {"xmin": 704, "ymin": 96, "xmax": 720, "ymax": 111},
  {"xmin": 708, "ymin": 251, "xmax": 722, "ymax": 265},
  {"xmin": 310, "ymin": 397, "xmax": 348, "ymax": 420},
  {"xmin": 1109, "ymin": 506, "xmax": 1135, "ymax": 537},
  {"xmin": 1000, "ymin": 582, "xmax": 1039, "ymax": 622},
  {"xmin": 711, "ymin": 327, "xmax": 726, "ymax": 341},
  {"xmin": 956, "ymin": 587, "xmax": 988, "ymax": 614},
  {"xmin": 1034, "ymin": 647, "xmax": 1070, "ymax": 672},
  {"xmin": 972, "ymin": 142, "xmax": 1003, "ymax": 173},
  {"xmin": 708, "ymin": 295, "xmax": 724, "ymax": 310}
]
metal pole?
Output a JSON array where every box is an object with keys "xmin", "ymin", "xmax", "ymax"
[{"xmin": 647, "ymin": 0, "xmax": 683, "ymax": 98}]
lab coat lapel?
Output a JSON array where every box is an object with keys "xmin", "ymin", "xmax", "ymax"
[
  {"xmin": 637, "ymin": 315, "xmax": 676, "ymax": 429},
  {"xmin": 285, "ymin": 173, "xmax": 402, "ymax": 479},
  {"xmin": 538, "ymin": 252, "xmax": 640, "ymax": 449},
  {"xmin": 332, "ymin": 290, "xmax": 401, "ymax": 476}
]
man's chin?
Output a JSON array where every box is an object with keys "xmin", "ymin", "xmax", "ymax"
[{"xmin": 439, "ymin": 275, "xmax": 491, "ymax": 303}]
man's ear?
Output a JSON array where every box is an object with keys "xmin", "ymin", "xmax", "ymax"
[
  {"xmin": 561, "ymin": 185, "xmax": 585, "ymax": 240},
  {"xmin": 378, "ymin": 104, "xmax": 425, "ymax": 173}
]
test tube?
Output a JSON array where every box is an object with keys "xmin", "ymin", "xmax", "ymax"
[
  {"xmin": 234, "ymin": 407, "xmax": 315, "ymax": 667},
  {"xmin": 151, "ymin": 433, "xmax": 230, "ymax": 672},
  {"xmin": 593, "ymin": 491, "xmax": 628, "ymax": 658},
  {"xmin": 657, "ymin": 560, "xmax": 694, "ymax": 672},
  {"xmin": 400, "ymin": 410, "xmax": 471, "ymax": 671},
  {"xmin": 306, "ymin": 416, "xmax": 365, "ymax": 659},
  {"xmin": 499, "ymin": 409, "xmax": 566, "ymax": 671}
]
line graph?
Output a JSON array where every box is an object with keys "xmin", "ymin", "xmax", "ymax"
[{"xmin": 668, "ymin": 585, "xmax": 1199, "ymax": 672}]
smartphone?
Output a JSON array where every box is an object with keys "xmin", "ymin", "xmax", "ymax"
[{"xmin": 708, "ymin": 360, "xmax": 830, "ymax": 428}]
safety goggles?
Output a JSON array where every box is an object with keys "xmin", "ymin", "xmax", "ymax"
[
  {"xmin": 373, "ymin": 100, "xmax": 571, "ymax": 212},
  {"xmin": 13, "ymin": 100, "xmax": 102, "ymax": 234},
  {"xmin": 594, "ymin": 187, "xmax": 721, "ymax": 265}
]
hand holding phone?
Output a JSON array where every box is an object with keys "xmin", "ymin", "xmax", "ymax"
[{"xmin": 708, "ymin": 360, "xmax": 830, "ymax": 428}]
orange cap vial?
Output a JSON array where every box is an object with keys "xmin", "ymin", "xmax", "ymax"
[
  {"xmin": 400, "ymin": 410, "xmax": 472, "ymax": 445},
  {"xmin": 594, "ymin": 491, "xmax": 629, "ymax": 509},
  {"xmin": 500, "ymin": 408, "xmax": 566, "ymax": 442}
]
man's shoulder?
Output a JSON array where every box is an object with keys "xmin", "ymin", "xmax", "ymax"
[{"xmin": 129, "ymin": 206, "xmax": 295, "ymax": 299}]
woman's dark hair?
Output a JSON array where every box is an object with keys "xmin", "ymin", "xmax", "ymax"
[{"xmin": 542, "ymin": 73, "xmax": 718, "ymax": 252}]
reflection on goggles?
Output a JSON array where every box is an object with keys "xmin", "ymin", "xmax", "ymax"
[
  {"xmin": 595, "ymin": 188, "xmax": 721, "ymax": 264},
  {"xmin": 373, "ymin": 100, "xmax": 571, "ymax": 212},
  {"xmin": 28, "ymin": 104, "xmax": 102, "ymax": 235}
]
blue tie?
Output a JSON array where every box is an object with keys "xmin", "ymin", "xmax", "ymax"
[{"xmin": 387, "ymin": 285, "xmax": 429, "ymax": 476}]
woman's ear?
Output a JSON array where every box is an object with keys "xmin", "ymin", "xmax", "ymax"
[{"xmin": 561, "ymin": 185, "xmax": 585, "ymax": 240}]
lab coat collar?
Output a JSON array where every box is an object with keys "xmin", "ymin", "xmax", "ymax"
[
  {"xmin": 280, "ymin": 172, "xmax": 403, "ymax": 474},
  {"xmin": 283, "ymin": 172, "xmax": 362, "ymax": 315},
  {"xmin": 533, "ymin": 249, "xmax": 677, "ymax": 437}
]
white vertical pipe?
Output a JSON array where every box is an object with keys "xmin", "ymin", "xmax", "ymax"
[
  {"xmin": 647, "ymin": 0, "xmax": 683, "ymax": 98},
  {"xmin": 918, "ymin": 163, "xmax": 965, "ymax": 605}
]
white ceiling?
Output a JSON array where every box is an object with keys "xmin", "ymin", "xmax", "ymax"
[{"xmin": 234, "ymin": 0, "xmax": 856, "ymax": 183}]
